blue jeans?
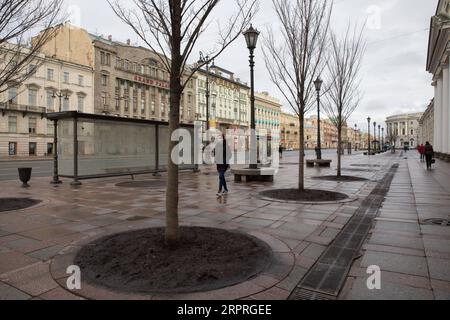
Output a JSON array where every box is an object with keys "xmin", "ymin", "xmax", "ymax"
[{"xmin": 218, "ymin": 170, "xmax": 228, "ymax": 192}]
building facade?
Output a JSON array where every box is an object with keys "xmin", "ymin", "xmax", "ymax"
[
  {"xmin": 385, "ymin": 112, "xmax": 422, "ymax": 149},
  {"xmin": 308, "ymin": 116, "xmax": 339, "ymax": 149},
  {"xmin": 418, "ymin": 100, "xmax": 434, "ymax": 146},
  {"xmin": 426, "ymin": 0, "xmax": 450, "ymax": 160},
  {"xmin": 280, "ymin": 112, "xmax": 299, "ymax": 150},
  {"xmin": 39, "ymin": 23, "xmax": 196, "ymax": 124},
  {"xmin": 255, "ymin": 92, "xmax": 281, "ymax": 136},
  {"xmin": 196, "ymin": 65, "xmax": 249, "ymax": 134},
  {"xmin": 0, "ymin": 46, "xmax": 94, "ymax": 158}
]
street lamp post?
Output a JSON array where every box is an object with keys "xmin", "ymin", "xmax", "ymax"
[
  {"xmin": 198, "ymin": 52, "xmax": 213, "ymax": 139},
  {"xmin": 314, "ymin": 77, "xmax": 323, "ymax": 160},
  {"xmin": 367, "ymin": 117, "xmax": 371, "ymax": 155},
  {"xmin": 52, "ymin": 91, "xmax": 69, "ymax": 112},
  {"xmin": 373, "ymin": 122, "xmax": 377, "ymax": 152},
  {"xmin": 378, "ymin": 125, "xmax": 381, "ymax": 152},
  {"xmin": 354, "ymin": 124, "xmax": 358, "ymax": 151},
  {"xmin": 382, "ymin": 127, "xmax": 385, "ymax": 151},
  {"xmin": 243, "ymin": 25, "xmax": 260, "ymax": 170}
]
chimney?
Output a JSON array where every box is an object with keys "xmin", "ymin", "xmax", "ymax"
[
  {"xmin": 127, "ymin": 39, "xmax": 131, "ymax": 45},
  {"xmin": 108, "ymin": 35, "xmax": 112, "ymax": 41}
]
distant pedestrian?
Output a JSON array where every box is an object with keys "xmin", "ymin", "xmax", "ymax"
[
  {"xmin": 424, "ymin": 142, "xmax": 434, "ymax": 170},
  {"xmin": 215, "ymin": 134, "xmax": 232, "ymax": 196},
  {"xmin": 418, "ymin": 144, "xmax": 425, "ymax": 162},
  {"xmin": 279, "ymin": 145, "xmax": 283, "ymax": 160}
]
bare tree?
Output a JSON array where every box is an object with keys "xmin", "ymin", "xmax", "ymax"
[
  {"xmin": 109, "ymin": 0, "xmax": 257, "ymax": 245},
  {"xmin": 263, "ymin": 0, "xmax": 332, "ymax": 191},
  {"xmin": 323, "ymin": 25, "xmax": 365, "ymax": 177},
  {"xmin": 0, "ymin": 0, "xmax": 63, "ymax": 94}
]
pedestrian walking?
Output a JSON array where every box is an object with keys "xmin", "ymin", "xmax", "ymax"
[
  {"xmin": 215, "ymin": 134, "xmax": 232, "ymax": 196},
  {"xmin": 418, "ymin": 144, "xmax": 425, "ymax": 162},
  {"xmin": 279, "ymin": 145, "xmax": 283, "ymax": 160},
  {"xmin": 424, "ymin": 142, "xmax": 435, "ymax": 170}
]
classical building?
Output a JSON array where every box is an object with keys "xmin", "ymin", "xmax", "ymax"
[
  {"xmin": 255, "ymin": 92, "xmax": 281, "ymax": 135},
  {"xmin": 418, "ymin": 100, "xmax": 434, "ymax": 146},
  {"xmin": 196, "ymin": 65, "xmax": 249, "ymax": 133},
  {"xmin": 38, "ymin": 23, "xmax": 196, "ymax": 123},
  {"xmin": 0, "ymin": 45, "xmax": 94, "ymax": 158},
  {"xmin": 280, "ymin": 112, "xmax": 299, "ymax": 150},
  {"xmin": 385, "ymin": 112, "xmax": 423, "ymax": 149},
  {"xmin": 308, "ymin": 116, "xmax": 338, "ymax": 149},
  {"xmin": 426, "ymin": 0, "xmax": 450, "ymax": 160}
]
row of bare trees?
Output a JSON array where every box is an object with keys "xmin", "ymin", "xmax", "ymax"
[
  {"xmin": 263, "ymin": 0, "xmax": 366, "ymax": 183},
  {"xmin": 0, "ymin": 0, "xmax": 365, "ymax": 247},
  {"xmin": 106, "ymin": 0, "xmax": 366, "ymax": 246}
]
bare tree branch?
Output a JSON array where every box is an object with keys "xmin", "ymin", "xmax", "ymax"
[
  {"xmin": 322, "ymin": 23, "xmax": 366, "ymax": 176},
  {"xmin": 0, "ymin": 0, "xmax": 64, "ymax": 94},
  {"xmin": 262, "ymin": 0, "xmax": 332, "ymax": 191},
  {"xmin": 109, "ymin": 0, "xmax": 258, "ymax": 245}
]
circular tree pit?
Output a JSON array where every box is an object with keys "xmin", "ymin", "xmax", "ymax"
[
  {"xmin": 259, "ymin": 189, "xmax": 349, "ymax": 202},
  {"xmin": 115, "ymin": 180, "xmax": 166, "ymax": 189},
  {"xmin": 74, "ymin": 227, "xmax": 273, "ymax": 294},
  {"xmin": 0, "ymin": 198, "xmax": 41, "ymax": 213}
]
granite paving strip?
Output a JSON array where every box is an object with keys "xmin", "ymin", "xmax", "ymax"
[{"xmin": 289, "ymin": 163, "xmax": 399, "ymax": 300}]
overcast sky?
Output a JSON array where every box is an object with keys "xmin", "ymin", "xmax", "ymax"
[{"xmin": 64, "ymin": 0, "xmax": 437, "ymax": 132}]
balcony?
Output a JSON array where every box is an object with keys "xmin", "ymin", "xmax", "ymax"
[{"xmin": 0, "ymin": 102, "xmax": 46, "ymax": 118}]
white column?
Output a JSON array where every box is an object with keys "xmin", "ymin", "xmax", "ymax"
[
  {"xmin": 443, "ymin": 66, "xmax": 450, "ymax": 154},
  {"xmin": 435, "ymin": 77, "xmax": 443, "ymax": 152}
]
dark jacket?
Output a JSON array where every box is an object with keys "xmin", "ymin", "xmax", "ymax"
[
  {"xmin": 216, "ymin": 139, "xmax": 232, "ymax": 172},
  {"xmin": 424, "ymin": 144, "xmax": 434, "ymax": 156}
]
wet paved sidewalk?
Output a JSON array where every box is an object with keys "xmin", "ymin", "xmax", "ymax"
[
  {"xmin": 0, "ymin": 151, "xmax": 449, "ymax": 300},
  {"xmin": 341, "ymin": 155, "xmax": 450, "ymax": 300}
]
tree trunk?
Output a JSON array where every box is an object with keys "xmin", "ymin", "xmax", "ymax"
[
  {"xmin": 298, "ymin": 113, "xmax": 305, "ymax": 191},
  {"xmin": 165, "ymin": 1, "xmax": 182, "ymax": 246},
  {"xmin": 337, "ymin": 125, "xmax": 342, "ymax": 177}
]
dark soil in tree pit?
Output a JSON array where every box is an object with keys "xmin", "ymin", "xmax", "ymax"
[
  {"xmin": 74, "ymin": 227, "xmax": 273, "ymax": 294},
  {"xmin": 260, "ymin": 189, "xmax": 348, "ymax": 202},
  {"xmin": 312, "ymin": 176, "xmax": 369, "ymax": 182},
  {"xmin": 0, "ymin": 198, "xmax": 41, "ymax": 213}
]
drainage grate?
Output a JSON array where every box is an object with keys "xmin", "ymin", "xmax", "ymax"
[
  {"xmin": 289, "ymin": 163, "xmax": 399, "ymax": 300},
  {"xmin": 289, "ymin": 288, "xmax": 336, "ymax": 301},
  {"xmin": 421, "ymin": 219, "xmax": 450, "ymax": 227}
]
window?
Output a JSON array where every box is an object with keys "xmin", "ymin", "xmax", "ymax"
[
  {"xmin": 124, "ymin": 97, "xmax": 129, "ymax": 111},
  {"xmin": 100, "ymin": 52, "xmax": 111, "ymax": 65},
  {"xmin": 29, "ymin": 142, "xmax": 37, "ymax": 156},
  {"xmin": 8, "ymin": 87, "xmax": 17, "ymax": 104},
  {"xmin": 47, "ymin": 121, "xmax": 54, "ymax": 135},
  {"xmin": 141, "ymin": 95, "xmax": 145, "ymax": 113},
  {"xmin": 78, "ymin": 75, "xmax": 84, "ymax": 86},
  {"xmin": 101, "ymin": 92, "xmax": 108, "ymax": 106},
  {"xmin": 63, "ymin": 72, "xmax": 69, "ymax": 84},
  {"xmin": 140, "ymin": 65, "xmax": 145, "ymax": 74},
  {"xmin": 28, "ymin": 88, "xmax": 38, "ymax": 106},
  {"xmin": 8, "ymin": 142, "xmax": 17, "ymax": 156},
  {"xmin": 101, "ymin": 74, "xmax": 108, "ymax": 86},
  {"xmin": 115, "ymin": 96, "xmax": 120, "ymax": 111},
  {"xmin": 116, "ymin": 56, "xmax": 121, "ymax": 68},
  {"xmin": 132, "ymin": 63, "xmax": 137, "ymax": 73},
  {"xmin": 47, "ymin": 69, "xmax": 54, "ymax": 81},
  {"xmin": 63, "ymin": 97, "xmax": 69, "ymax": 111},
  {"xmin": 47, "ymin": 143, "xmax": 53, "ymax": 155},
  {"xmin": 8, "ymin": 116, "xmax": 17, "ymax": 133},
  {"xmin": 28, "ymin": 64, "xmax": 37, "ymax": 75},
  {"xmin": 77, "ymin": 95, "xmax": 84, "ymax": 112},
  {"xmin": 29, "ymin": 117, "xmax": 37, "ymax": 134},
  {"xmin": 46, "ymin": 90, "xmax": 54, "ymax": 110}
]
